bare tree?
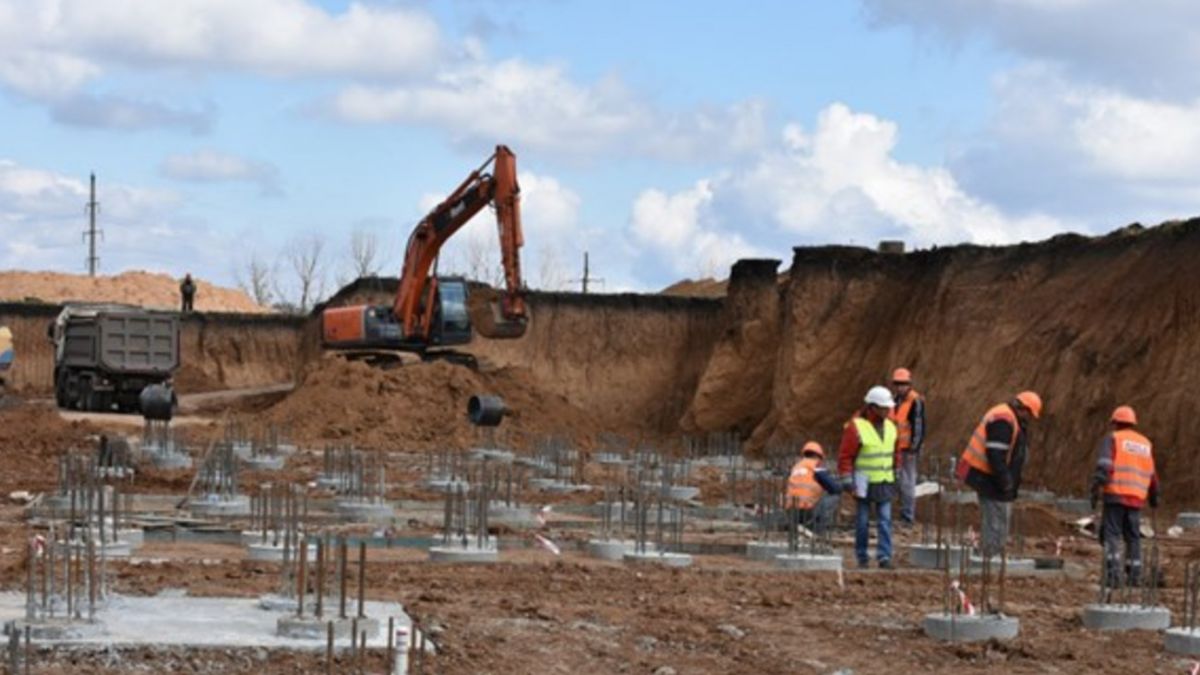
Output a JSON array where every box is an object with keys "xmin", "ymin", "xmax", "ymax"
[
  {"xmin": 348, "ymin": 228, "xmax": 381, "ymax": 278},
  {"xmin": 283, "ymin": 234, "xmax": 327, "ymax": 313},
  {"xmin": 535, "ymin": 244, "xmax": 570, "ymax": 291},
  {"xmin": 234, "ymin": 253, "xmax": 275, "ymax": 307}
]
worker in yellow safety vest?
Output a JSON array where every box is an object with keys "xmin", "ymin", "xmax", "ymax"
[
  {"xmin": 1090, "ymin": 405, "xmax": 1158, "ymax": 590},
  {"xmin": 838, "ymin": 386, "xmax": 899, "ymax": 569}
]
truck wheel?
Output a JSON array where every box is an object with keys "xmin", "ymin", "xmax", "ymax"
[{"xmin": 78, "ymin": 378, "xmax": 94, "ymax": 412}]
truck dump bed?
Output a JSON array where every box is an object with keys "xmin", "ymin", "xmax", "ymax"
[{"xmin": 61, "ymin": 311, "xmax": 179, "ymax": 374}]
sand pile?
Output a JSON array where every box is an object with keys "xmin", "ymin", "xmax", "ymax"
[
  {"xmin": 263, "ymin": 356, "xmax": 601, "ymax": 450},
  {"xmin": 0, "ymin": 270, "xmax": 267, "ymax": 313},
  {"xmin": 0, "ymin": 403, "xmax": 99, "ymax": 494}
]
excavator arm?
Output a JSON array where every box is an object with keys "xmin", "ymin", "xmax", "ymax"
[{"xmin": 394, "ymin": 145, "xmax": 528, "ymax": 342}]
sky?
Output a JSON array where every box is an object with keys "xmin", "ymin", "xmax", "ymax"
[{"xmin": 2, "ymin": 0, "xmax": 1199, "ymax": 301}]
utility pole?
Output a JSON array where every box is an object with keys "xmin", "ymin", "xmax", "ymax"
[
  {"xmin": 573, "ymin": 251, "xmax": 604, "ymax": 294},
  {"xmin": 83, "ymin": 173, "xmax": 101, "ymax": 277}
]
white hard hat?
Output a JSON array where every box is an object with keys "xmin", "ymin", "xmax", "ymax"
[{"xmin": 864, "ymin": 385, "xmax": 895, "ymax": 408}]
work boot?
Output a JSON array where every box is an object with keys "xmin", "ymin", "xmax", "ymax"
[
  {"xmin": 857, "ymin": 560, "xmax": 869, "ymax": 569},
  {"xmin": 878, "ymin": 559, "xmax": 894, "ymax": 570}
]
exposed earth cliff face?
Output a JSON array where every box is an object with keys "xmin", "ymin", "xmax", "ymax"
[{"xmin": 682, "ymin": 221, "xmax": 1200, "ymax": 504}]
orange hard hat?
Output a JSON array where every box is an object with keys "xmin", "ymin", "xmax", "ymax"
[
  {"xmin": 1015, "ymin": 391, "xmax": 1043, "ymax": 419},
  {"xmin": 1110, "ymin": 405, "xmax": 1137, "ymax": 425},
  {"xmin": 892, "ymin": 367, "xmax": 912, "ymax": 383},
  {"xmin": 801, "ymin": 441, "xmax": 825, "ymax": 459}
]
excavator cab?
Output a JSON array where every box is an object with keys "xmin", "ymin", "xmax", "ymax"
[{"xmin": 429, "ymin": 276, "xmax": 472, "ymax": 346}]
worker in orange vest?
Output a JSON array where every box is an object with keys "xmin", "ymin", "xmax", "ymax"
[
  {"xmin": 786, "ymin": 441, "xmax": 842, "ymax": 534},
  {"xmin": 956, "ymin": 391, "xmax": 1042, "ymax": 559},
  {"xmin": 1090, "ymin": 405, "xmax": 1158, "ymax": 590},
  {"xmin": 889, "ymin": 368, "xmax": 926, "ymax": 525}
]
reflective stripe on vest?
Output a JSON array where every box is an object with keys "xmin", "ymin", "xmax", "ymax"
[
  {"xmin": 853, "ymin": 417, "xmax": 897, "ymax": 484},
  {"xmin": 889, "ymin": 390, "xmax": 922, "ymax": 451},
  {"xmin": 960, "ymin": 404, "xmax": 1017, "ymax": 476},
  {"xmin": 786, "ymin": 457, "xmax": 824, "ymax": 509},
  {"xmin": 1102, "ymin": 429, "xmax": 1154, "ymax": 503}
]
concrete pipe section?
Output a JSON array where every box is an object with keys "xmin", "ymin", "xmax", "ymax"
[
  {"xmin": 1165, "ymin": 627, "xmax": 1200, "ymax": 655},
  {"xmin": 923, "ymin": 613, "xmax": 1019, "ymax": 642},
  {"xmin": 467, "ymin": 395, "xmax": 507, "ymax": 427},
  {"xmin": 775, "ymin": 553, "xmax": 843, "ymax": 571},
  {"xmin": 1080, "ymin": 604, "xmax": 1171, "ymax": 631}
]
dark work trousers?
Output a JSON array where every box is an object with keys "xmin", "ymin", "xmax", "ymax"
[{"xmin": 1100, "ymin": 502, "xmax": 1142, "ymax": 588}]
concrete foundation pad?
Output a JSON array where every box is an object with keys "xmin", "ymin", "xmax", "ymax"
[
  {"xmin": 335, "ymin": 500, "xmax": 394, "ymax": 524},
  {"xmin": 745, "ymin": 541, "xmax": 789, "ymax": 561},
  {"xmin": 424, "ymin": 478, "xmax": 468, "ymax": 492},
  {"xmin": 258, "ymin": 594, "xmax": 313, "ymax": 613},
  {"xmin": 148, "ymin": 453, "xmax": 192, "ymax": 470},
  {"xmin": 586, "ymin": 539, "xmax": 653, "ymax": 561},
  {"xmin": 941, "ymin": 491, "xmax": 978, "ymax": 505},
  {"xmin": 89, "ymin": 529, "xmax": 143, "ymax": 549},
  {"xmin": 622, "ymin": 551, "xmax": 693, "ymax": 568},
  {"xmin": 1023, "ymin": 490, "xmax": 1056, "ymax": 503},
  {"xmin": 1176, "ymin": 512, "xmax": 1200, "ymax": 529},
  {"xmin": 1056, "ymin": 498, "xmax": 1092, "ymax": 515},
  {"xmin": 1165, "ymin": 627, "xmax": 1200, "ymax": 655},
  {"xmin": 315, "ymin": 476, "xmax": 340, "ymax": 490},
  {"xmin": 923, "ymin": 612, "xmax": 1019, "ymax": 642},
  {"xmin": 189, "ymin": 496, "xmax": 251, "ymax": 518},
  {"xmin": 969, "ymin": 556, "xmax": 1037, "ymax": 574},
  {"xmin": 242, "ymin": 455, "xmax": 286, "ymax": 471},
  {"xmin": 276, "ymin": 615, "xmax": 380, "ymax": 640},
  {"xmin": 487, "ymin": 505, "xmax": 536, "ymax": 528},
  {"xmin": 667, "ymin": 486, "xmax": 700, "ymax": 501},
  {"xmin": 11, "ymin": 618, "xmax": 106, "ymax": 640},
  {"xmin": 1081, "ymin": 604, "xmax": 1171, "ymax": 631},
  {"xmin": 246, "ymin": 541, "xmax": 317, "ymax": 562},
  {"xmin": 775, "ymin": 553, "xmax": 843, "ymax": 571},
  {"xmin": 58, "ymin": 539, "xmax": 133, "ymax": 559},
  {"xmin": 593, "ymin": 453, "xmax": 629, "ymax": 466},
  {"xmin": 468, "ymin": 448, "xmax": 515, "ymax": 463},
  {"xmin": 428, "ymin": 544, "xmax": 499, "ymax": 563},
  {"xmin": 908, "ymin": 544, "xmax": 964, "ymax": 570}
]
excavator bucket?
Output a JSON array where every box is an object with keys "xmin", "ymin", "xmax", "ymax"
[{"xmin": 468, "ymin": 287, "xmax": 528, "ymax": 339}]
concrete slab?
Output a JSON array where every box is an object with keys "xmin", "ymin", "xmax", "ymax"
[
  {"xmin": 775, "ymin": 553, "xmax": 842, "ymax": 571},
  {"xmin": 745, "ymin": 541, "xmax": 789, "ymax": 562},
  {"xmin": 1080, "ymin": 604, "xmax": 1171, "ymax": 631},
  {"xmin": 487, "ymin": 504, "xmax": 536, "ymax": 528},
  {"xmin": 148, "ymin": 453, "xmax": 193, "ymax": 470},
  {"xmin": 1165, "ymin": 627, "xmax": 1200, "ymax": 656},
  {"xmin": 277, "ymin": 615, "xmax": 379, "ymax": 640},
  {"xmin": 10, "ymin": 618, "xmax": 106, "ymax": 640},
  {"xmin": 666, "ymin": 486, "xmax": 700, "ymax": 501},
  {"xmin": 468, "ymin": 448, "xmax": 515, "ymax": 463},
  {"xmin": 923, "ymin": 612, "xmax": 1019, "ymax": 642},
  {"xmin": 242, "ymin": 455, "xmax": 286, "ymax": 471},
  {"xmin": 58, "ymin": 539, "xmax": 133, "ymax": 559},
  {"xmin": 941, "ymin": 491, "xmax": 978, "ymax": 505},
  {"xmin": 189, "ymin": 495, "xmax": 251, "ymax": 518},
  {"xmin": 424, "ymin": 477, "xmax": 469, "ymax": 492},
  {"xmin": 0, "ymin": 592, "xmax": 408, "ymax": 650},
  {"xmin": 428, "ymin": 544, "xmax": 499, "ymax": 563},
  {"xmin": 969, "ymin": 556, "xmax": 1037, "ymax": 574},
  {"xmin": 1023, "ymin": 489, "xmax": 1056, "ymax": 503},
  {"xmin": 1056, "ymin": 498, "xmax": 1092, "ymax": 515},
  {"xmin": 623, "ymin": 551, "xmax": 693, "ymax": 568},
  {"xmin": 1176, "ymin": 512, "xmax": 1200, "ymax": 529},
  {"xmin": 908, "ymin": 544, "xmax": 964, "ymax": 570},
  {"xmin": 246, "ymin": 541, "xmax": 317, "ymax": 562}
]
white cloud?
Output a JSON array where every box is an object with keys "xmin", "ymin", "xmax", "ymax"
[
  {"xmin": 0, "ymin": 158, "xmax": 232, "ymax": 281},
  {"xmin": 328, "ymin": 58, "xmax": 767, "ymax": 161},
  {"xmin": 627, "ymin": 103, "xmax": 1069, "ymax": 280},
  {"xmin": 160, "ymin": 150, "xmax": 281, "ymax": 195},
  {"xmin": 0, "ymin": 0, "xmax": 442, "ymax": 100},
  {"xmin": 862, "ymin": 0, "xmax": 1200, "ymax": 99}
]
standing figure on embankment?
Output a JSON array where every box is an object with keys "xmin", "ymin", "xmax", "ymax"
[
  {"xmin": 1090, "ymin": 405, "xmax": 1158, "ymax": 594},
  {"xmin": 838, "ymin": 386, "xmax": 900, "ymax": 569},
  {"xmin": 889, "ymin": 368, "xmax": 926, "ymax": 526}
]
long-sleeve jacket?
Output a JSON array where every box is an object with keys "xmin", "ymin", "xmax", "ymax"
[
  {"xmin": 1091, "ymin": 433, "xmax": 1159, "ymax": 509},
  {"xmin": 837, "ymin": 409, "xmax": 900, "ymax": 482},
  {"xmin": 962, "ymin": 416, "xmax": 1027, "ymax": 502},
  {"xmin": 813, "ymin": 465, "xmax": 842, "ymax": 495},
  {"xmin": 904, "ymin": 396, "xmax": 926, "ymax": 453}
]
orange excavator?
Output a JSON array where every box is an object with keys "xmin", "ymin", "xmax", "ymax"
[{"xmin": 321, "ymin": 145, "xmax": 528, "ymax": 366}]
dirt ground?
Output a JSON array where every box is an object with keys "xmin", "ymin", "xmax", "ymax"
[{"xmin": 0, "ymin": 270, "xmax": 265, "ymax": 313}]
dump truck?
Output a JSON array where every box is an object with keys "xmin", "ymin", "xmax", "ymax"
[{"xmin": 50, "ymin": 304, "xmax": 180, "ymax": 413}]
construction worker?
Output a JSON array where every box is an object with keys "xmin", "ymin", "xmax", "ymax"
[
  {"xmin": 838, "ymin": 386, "xmax": 899, "ymax": 569},
  {"xmin": 180, "ymin": 273, "xmax": 196, "ymax": 313},
  {"xmin": 889, "ymin": 368, "xmax": 926, "ymax": 525},
  {"xmin": 957, "ymin": 391, "xmax": 1042, "ymax": 559},
  {"xmin": 1090, "ymin": 405, "xmax": 1158, "ymax": 590},
  {"xmin": 786, "ymin": 441, "xmax": 842, "ymax": 535}
]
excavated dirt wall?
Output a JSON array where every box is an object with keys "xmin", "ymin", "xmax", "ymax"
[
  {"xmin": 682, "ymin": 220, "xmax": 1200, "ymax": 506},
  {"xmin": 0, "ymin": 303, "xmax": 304, "ymax": 395}
]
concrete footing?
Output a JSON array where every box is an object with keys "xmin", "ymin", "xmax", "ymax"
[
  {"xmin": 428, "ymin": 542, "xmax": 500, "ymax": 563},
  {"xmin": 593, "ymin": 453, "xmax": 629, "ymax": 466},
  {"xmin": 1165, "ymin": 627, "xmax": 1200, "ymax": 655},
  {"xmin": 58, "ymin": 539, "xmax": 133, "ymax": 559},
  {"xmin": 969, "ymin": 556, "xmax": 1037, "ymax": 574},
  {"xmin": 1056, "ymin": 498, "xmax": 1092, "ymax": 515},
  {"xmin": 586, "ymin": 539, "xmax": 653, "ymax": 561},
  {"xmin": 529, "ymin": 478, "xmax": 590, "ymax": 493},
  {"xmin": 487, "ymin": 504, "xmax": 536, "ymax": 528},
  {"xmin": 941, "ymin": 491, "xmax": 978, "ymax": 505},
  {"xmin": 1080, "ymin": 604, "xmax": 1171, "ymax": 631},
  {"xmin": 666, "ymin": 486, "xmax": 700, "ymax": 501},
  {"xmin": 745, "ymin": 541, "xmax": 789, "ymax": 561},
  {"xmin": 89, "ymin": 529, "xmax": 143, "ymax": 549},
  {"xmin": 242, "ymin": 455, "xmax": 286, "ymax": 471},
  {"xmin": 1023, "ymin": 489, "xmax": 1056, "ymax": 503},
  {"xmin": 622, "ymin": 551, "xmax": 693, "ymax": 568},
  {"xmin": 907, "ymin": 544, "xmax": 964, "ymax": 570},
  {"xmin": 335, "ymin": 500, "xmax": 394, "ymax": 523},
  {"xmin": 1176, "ymin": 512, "xmax": 1200, "ymax": 529},
  {"xmin": 258, "ymin": 594, "xmax": 314, "ymax": 613},
  {"xmin": 10, "ymin": 618, "xmax": 106, "ymax": 640},
  {"xmin": 775, "ymin": 553, "xmax": 842, "ymax": 571},
  {"xmin": 424, "ymin": 477, "xmax": 469, "ymax": 492},
  {"xmin": 468, "ymin": 448, "xmax": 515, "ymax": 463},
  {"xmin": 189, "ymin": 495, "xmax": 251, "ymax": 517},
  {"xmin": 276, "ymin": 615, "xmax": 379, "ymax": 640},
  {"xmin": 922, "ymin": 612, "xmax": 1019, "ymax": 642},
  {"xmin": 246, "ymin": 541, "xmax": 317, "ymax": 562},
  {"xmin": 148, "ymin": 453, "xmax": 193, "ymax": 470}
]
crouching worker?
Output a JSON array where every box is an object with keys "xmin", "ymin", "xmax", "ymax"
[{"xmin": 786, "ymin": 441, "xmax": 842, "ymax": 551}]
